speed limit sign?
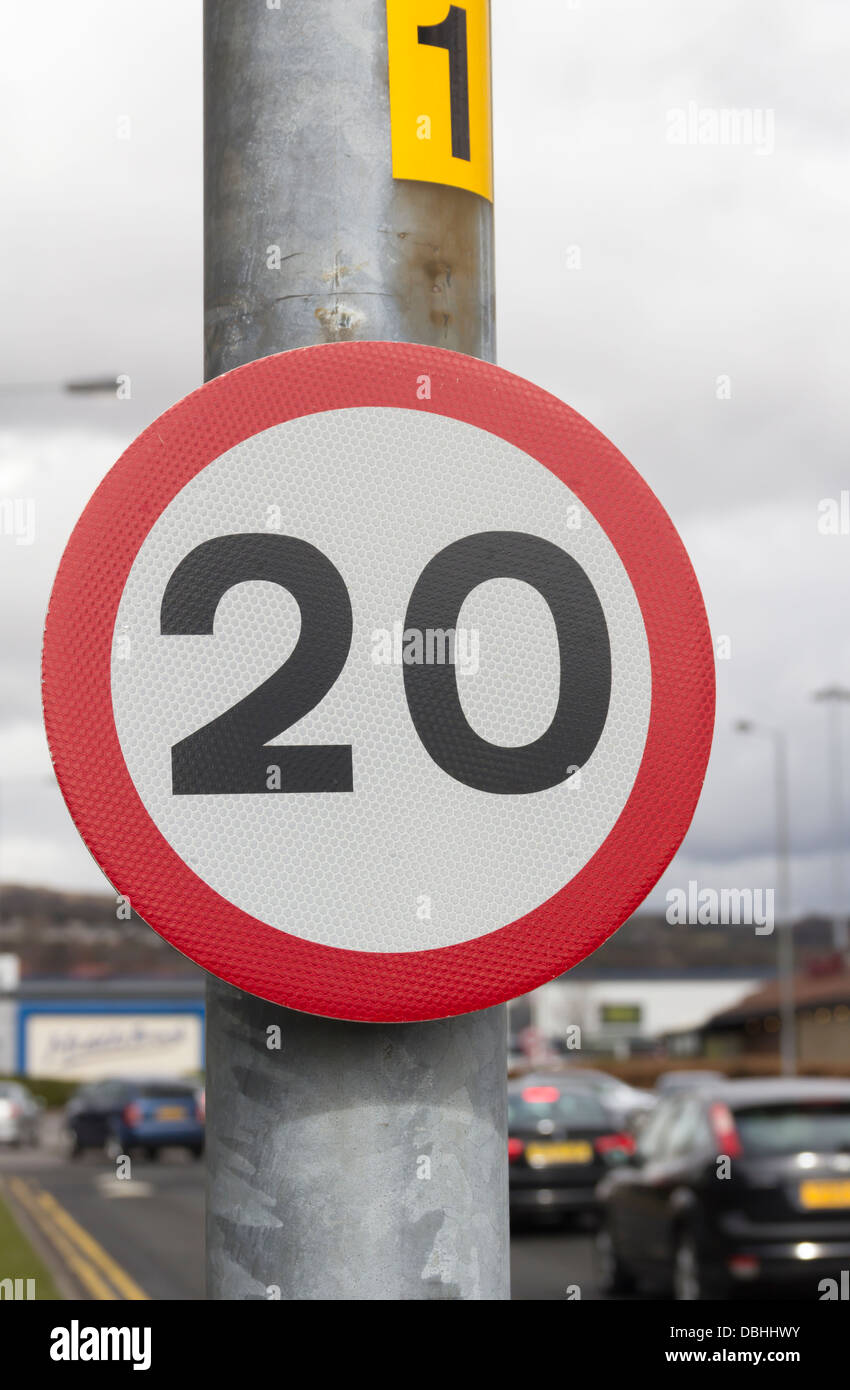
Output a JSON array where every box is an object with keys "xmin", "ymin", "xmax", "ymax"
[{"xmin": 42, "ymin": 342, "xmax": 714, "ymax": 1021}]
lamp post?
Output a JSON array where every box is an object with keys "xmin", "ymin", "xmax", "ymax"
[
  {"xmin": 734, "ymin": 720, "xmax": 795, "ymax": 1075},
  {"xmin": 813, "ymin": 686, "xmax": 850, "ymax": 953},
  {"xmin": 0, "ymin": 377, "xmax": 119, "ymax": 394},
  {"xmin": 203, "ymin": 0, "xmax": 507, "ymax": 1301}
]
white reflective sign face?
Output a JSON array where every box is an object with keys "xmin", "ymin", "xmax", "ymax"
[{"xmin": 112, "ymin": 407, "xmax": 651, "ymax": 953}]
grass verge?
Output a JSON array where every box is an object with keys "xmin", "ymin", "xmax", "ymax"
[{"xmin": 0, "ymin": 1188, "xmax": 62, "ymax": 1300}]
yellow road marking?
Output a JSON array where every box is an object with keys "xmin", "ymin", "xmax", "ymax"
[
  {"xmin": 8, "ymin": 1176, "xmax": 149, "ymax": 1301},
  {"xmin": 8, "ymin": 1177, "xmax": 115, "ymax": 1301},
  {"xmin": 35, "ymin": 1187, "xmax": 149, "ymax": 1301}
]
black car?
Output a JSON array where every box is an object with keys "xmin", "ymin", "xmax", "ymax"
[
  {"xmin": 509, "ymin": 1075, "xmax": 636, "ymax": 1224},
  {"xmin": 65, "ymin": 1078, "xmax": 205, "ymax": 1160},
  {"xmin": 597, "ymin": 1077, "xmax": 850, "ymax": 1299}
]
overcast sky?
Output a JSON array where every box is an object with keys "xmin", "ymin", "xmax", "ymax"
[{"xmin": 1, "ymin": 0, "xmax": 849, "ymax": 922}]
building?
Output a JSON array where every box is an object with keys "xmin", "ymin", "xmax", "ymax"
[
  {"xmin": 0, "ymin": 975, "xmax": 205, "ymax": 1081},
  {"xmin": 698, "ymin": 969, "xmax": 850, "ymax": 1066},
  {"xmin": 509, "ymin": 972, "xmax": 765, "ymax": 1059}
]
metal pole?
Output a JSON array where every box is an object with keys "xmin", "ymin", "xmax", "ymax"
[
  {"xmin": 814, "ymin": 686, "xmax": 850, "ymax": 953},
  {"xmin": 204, "ymin": 0, "xmax": 508, "ymax": 1300},
  {"xmin": 736, "ymin": 720, "xmax": 796, "ymax": 1075},
  {"xmin": 825, "ymin": 700, "xmax": 849, "ymax": 951},
  {"xmin": 773, "ymin": 730, "xmax": 796, "ymax": 1076}
]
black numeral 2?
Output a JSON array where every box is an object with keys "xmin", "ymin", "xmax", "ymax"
[{"xmin": 161, "ymin": 534, "xmax": 352, "ymax": 794}]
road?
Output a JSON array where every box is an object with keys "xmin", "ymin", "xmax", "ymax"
[
  {"xmin": 0, "ymin": 1119, "xmax": 204, "ymax": 1301},
  {"xmin": 511, "ymin": 1226, "xmax": 602, "ymax": 1300},
  {"xmin": 1, "ymin": 1123, "xmax": 604, "ymax": 1300}
]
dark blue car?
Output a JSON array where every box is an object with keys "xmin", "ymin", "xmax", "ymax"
[{"xmin": 65, "ymin": 1077, "xmax": 204, "ymax": 1160}]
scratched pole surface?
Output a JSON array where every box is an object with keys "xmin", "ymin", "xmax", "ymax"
[{"xmin": 204, "ymin": 0, "xmax": 508, "ymax": 1300}]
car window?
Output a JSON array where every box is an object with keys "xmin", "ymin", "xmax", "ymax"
[
  {"xmin": 735, "ymin": 1101, "xmax": 850, "ymax": 1156},
  {"xmin": 636, "ymin": 1100, "xmax": 678, "ymax": 1161},
  {"xmin": 508, "ymin": 1084, "xmax": 610, "ymax": 1129},
  {"xmin": 666, "ymin": 1098, "xmax": 711, "ymax": 1157},
  {"xmin": 94, "ymin": 1081, "xmax": 132, "ymax": 1105}
]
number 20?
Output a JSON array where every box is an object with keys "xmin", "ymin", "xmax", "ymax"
[{"xmin": 160, "ymin": 531, "xmax": 612, "ymax": 797}]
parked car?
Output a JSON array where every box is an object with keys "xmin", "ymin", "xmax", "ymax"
[
  {"xmin": 560, "ymin": 1067, "xmax": 657, "ymax": 1124},
  {"xmin": 64, "ymin": 1077, "xmax": 205, "ymax": 1160},
  {"xmin": 0, "ymin": 1081, "xmax": 43, "ymax": 1147},
  {"xmin": 509, "ymin": 1075, "xmax": 635, "ymax": 1224},
  {"xmin": 597, "ymin": 1077, "xmax": 850, "ymax": 1298},
  {"xmin": 654, "ymin": 1069, "xmax": 726, "ymax": 1096}
]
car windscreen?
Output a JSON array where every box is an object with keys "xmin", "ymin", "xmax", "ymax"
[
  {"xmin": 508, "ymin": 1086, "xmax": 610, "ymax": 1130},
  {"xmin": 734, "ymin": 1101, "xmax": 850, "ymax": 1155}
]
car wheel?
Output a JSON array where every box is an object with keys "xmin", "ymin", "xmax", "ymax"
[
  {"xmin": 596, "ymin": 1222, "xmax": 635, "ymax": 1296},
  {"xmin": 144, "ymin": 1146, "xmax": 160, "ymax": 1162},
  {"xmin": 189, "ymin": 1143, "xmax": 204, "ymax": 1160}
]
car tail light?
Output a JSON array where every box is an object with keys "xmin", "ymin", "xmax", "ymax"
[
  {"xmin": 709, "ymin": 1102, "xmax": 743, "ymax": 1158},
  {"xmin": 195, "ymin": 1092, "xmax": 205, "ymax": 1123},
  {"xmin": 123, "ymin": 1102, "xmax": 143, "ymax": 1127},
  {"xmin": 727, "ymin": 1254, "xmax": 759, "ymax": 1279},
  {"xmin": 521, "ymin": 1085, "xmax": 559, "ymax": 1104},
  {"xmin": 508, "ymin": 1137, "xmax": 525, "ymax": 1162},
  {"xmin": 595, "ymin": 1132, "xmax": 636, "ymax": 1157}
]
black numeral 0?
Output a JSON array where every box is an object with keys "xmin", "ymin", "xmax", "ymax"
[
  {"xmin": 403, "ymin": 532, "xmax": 611, "ymax": 794},
  {"xmin": 161, "ymin": 534, "xmax": 353, "ymax": 795}
]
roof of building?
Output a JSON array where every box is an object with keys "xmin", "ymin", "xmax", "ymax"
[{"xmin": 704, "ymin": 971, "xmax": 850, "ymax": 1029}]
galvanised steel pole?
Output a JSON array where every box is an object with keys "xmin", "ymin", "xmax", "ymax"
[
  {"xmin": 813, "ymin": 686, "xmax": 850, "ymax": 954},
  {"xmin": 736, "ymin": 719, "xmax": 795, "ymax": 1075},
  {"xmin": 772, "ymin": 728, "xmax": 796, "ymax": 1077},
  {"xmin": 204, "ymin": 0, "xmax": 508, "ymax": 1300}
]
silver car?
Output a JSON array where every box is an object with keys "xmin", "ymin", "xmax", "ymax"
[
  {"xmin": 559, "ymin": 1068, "xmax": 657, "ymax": 1125},
  {"xmin": 0, "ymin": 1081, "xmax": 43, "ymax": 1146}
]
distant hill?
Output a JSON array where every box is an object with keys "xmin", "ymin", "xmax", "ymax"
[
  {"xmin": 0, "ymin": 883, "xmax": 202, "ymax": 980},
  {"xmin": 567, "ymin": 910, "xmax": 837, "ymax": 978},
  {"xmin": 0, "ymin": 882, "xmax": 839, "ymax": 981}
]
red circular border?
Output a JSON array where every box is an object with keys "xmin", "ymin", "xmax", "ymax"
[{"xmin": 42, "ymin": 343, "xmax": 714, "ymax": 1022}]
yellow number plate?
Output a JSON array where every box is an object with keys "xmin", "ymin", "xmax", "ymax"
[
  {"xmin": 526, "ymin": 1142, "xmax": 593, "ymax": 1169},
  {"xmin": 155, "ymin": 1106, "xmax": 186, "ymax": 1121},
  {"xmin": 799, "ymin": 1179, "xmax": 850, "ymax": 1209},
  {"xmin": 386, "ymin": 0, "xmax": 493, "ymax": 201}
]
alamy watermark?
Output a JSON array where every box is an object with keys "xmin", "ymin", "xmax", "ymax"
[
  {"xmin": 371, "ymin": 622, "xmax": 479, "ymax": 675},
  {"xmin": 50, "ymin": 1321, "xmax": 151, "ymax": 1371},
  {"xmin": 666, "ymin": 102, "xmax": 775, "ymax": 156},
  {"xmin": 0, "ymin": 1276, "xmax": 35, "ymax": 1300},
  {"xmin": 666, "ymin": 880, "xmax": 774, "ymax": 934},
  {"xmin": 0, "ymin": 497, "xmax": 35, "ymax": 546},
  {"xmin": 818, "ymin": 491, "xmax": 850, "ymax": 535}
]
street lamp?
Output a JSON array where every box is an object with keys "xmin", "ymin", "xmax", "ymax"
[
  {"xmin": 0, "ymin": 376, "xmax": 119, "ymax": 395},
  {"xmin": 813, "ymin": 686, "xmax": 850, "ymax": 952},
  {"xmin": 734, "ymin": 719, "xmax": 795, "ymax": 1075}
]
